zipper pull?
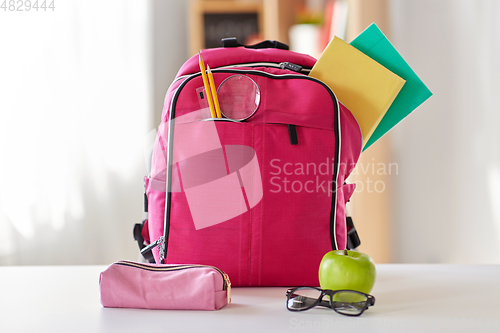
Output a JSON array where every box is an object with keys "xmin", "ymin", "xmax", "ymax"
[
  {"xmin": 158, "ymin": 236, "xmax": 166, "ymax": 263},
  {"xmin": 287, "ymin": 124, "xmax": 298, "ymax": 145},
  {"xmin": 223, "ymin": 273, "xmax": 232, "ymax": 303},
  {"xmin": 279, "ymin": 62, "xmax": 303, "ymax": 73},
  {"xmin": 140, "ymin": 237, "xmax": 161, "ymax": 255}
]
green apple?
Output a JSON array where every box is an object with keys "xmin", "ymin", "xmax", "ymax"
[{"xmin": 318, "ymin": 249, "xmax": 376, "ymax": 294}]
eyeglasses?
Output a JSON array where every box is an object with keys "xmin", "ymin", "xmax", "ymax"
[{"xmin": 286, "ymin": 287, "xmax": 375, "ymax": 316}]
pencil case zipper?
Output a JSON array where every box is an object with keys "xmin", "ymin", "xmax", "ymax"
[{"xmin": 115, "ymin": 260, "xmax": 231, "ymax": 303}]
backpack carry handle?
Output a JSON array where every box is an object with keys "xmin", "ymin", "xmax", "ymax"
[{"xmin": 221, "ymin": 37, "xmax": 289, "ymax": 50}]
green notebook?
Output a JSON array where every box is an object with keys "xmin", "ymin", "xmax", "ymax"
[{"xmin": 350, "ymin": 23, "xmax": 432, "ymax": 151}]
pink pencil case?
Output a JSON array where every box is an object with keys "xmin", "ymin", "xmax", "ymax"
[{"xmin": 99, "ymin": 261, "xmax": 231, "ymax": 310}]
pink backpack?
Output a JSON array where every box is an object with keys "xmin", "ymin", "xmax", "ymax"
[{"xmin": 134, "ymin": 40, "xmax": 362, "ymax": 287}]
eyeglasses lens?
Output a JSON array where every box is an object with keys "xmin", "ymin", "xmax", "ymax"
[
  {"xmin": 329, "ymin": 291, "xmax": 368, "ymax": 316},
  {"xmin": 287, "ymin": 288, "xmax": 322, "ymax": 310}
]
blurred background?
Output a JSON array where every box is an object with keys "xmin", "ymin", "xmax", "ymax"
[{"xmin": 1, "ymin": 0, "xmax": 499, "ymax": 265}]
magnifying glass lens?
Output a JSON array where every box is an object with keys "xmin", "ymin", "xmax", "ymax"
[{"xmin": 217, "ymin": 75, "xmax": 260, "ymax": 121}]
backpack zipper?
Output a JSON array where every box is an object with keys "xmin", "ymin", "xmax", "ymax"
[
  {"xmin": 172, "ymin": 61, "xmax": 311, "ymax": 86},
  {"xmin": 160, "ymin": 68, "xmax": 341, "ymax": 264},
  {"xmin": 216, "ymin": 62, "xmax": 311, "ymax": 74},
  {"xmin": 115, "ymin": 260, "xmax": 231, "ymax": 303}
]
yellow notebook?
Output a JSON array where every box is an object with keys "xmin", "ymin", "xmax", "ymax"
[{"xmin": 309, "ymin": 37, "xmax": 406, "ymax": 147}]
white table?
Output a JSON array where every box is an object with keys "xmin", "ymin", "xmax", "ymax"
[{"xmin": 1, "ymin": 264, "xmax": 499, "ymax": 333}]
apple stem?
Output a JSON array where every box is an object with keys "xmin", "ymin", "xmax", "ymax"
[{"xmin": 344, "ymin": 249, "xmax": 348, "ymax": 255}]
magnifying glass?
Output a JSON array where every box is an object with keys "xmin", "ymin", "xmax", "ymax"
[{"xmin": 217, "ymin": 75, "xmax": 261, "ymax": 121}]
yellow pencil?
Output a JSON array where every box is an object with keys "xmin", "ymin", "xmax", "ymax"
[
  {"xmin": 207, "ymin": 65, "xmax": 222, "ymax": 118},
  {"xmin": 198, "ymin": 52, "xmax": 217, "ymax": 118}
]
